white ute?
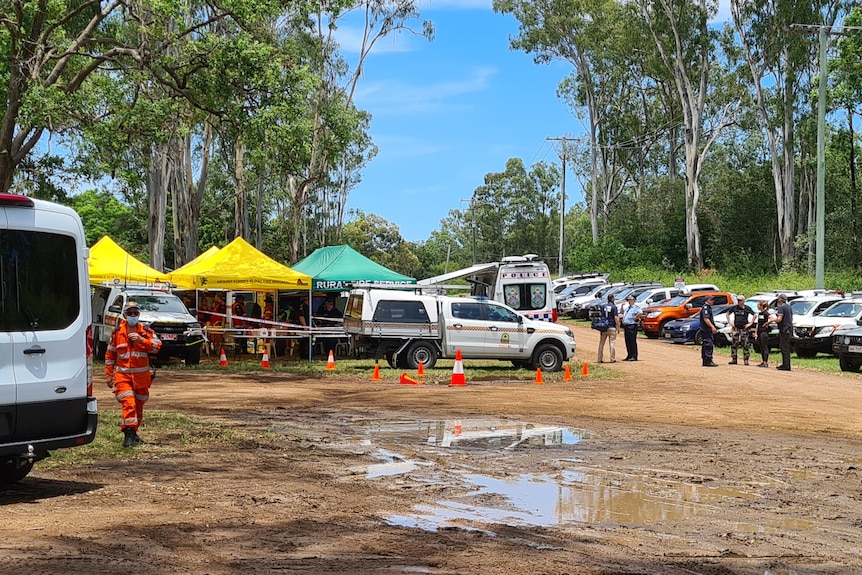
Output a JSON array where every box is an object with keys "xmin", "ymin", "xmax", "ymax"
[{"xmin": 344, "ymin": 288, "xmax": 577, "ymax": 371}]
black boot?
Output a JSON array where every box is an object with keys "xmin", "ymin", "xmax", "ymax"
[{"xmin": 122, "ymin": 428, "xmax": 143, "ymax": 448}]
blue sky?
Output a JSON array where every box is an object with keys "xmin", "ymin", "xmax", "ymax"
[
  {"xmin": 341, "ymin": 1, "xmax": 580, "ymax": 243},
  {"xmin": 340, "ymin": 0, "xmax": 733, "ymax": 243}
]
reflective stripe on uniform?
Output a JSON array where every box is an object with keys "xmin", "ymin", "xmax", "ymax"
[
  {"xmin": 116, "ymin": 365, "xmax": 152, "ymax": 374},
  {"xmin": 116, "ymin": 390, "xmax": 134, "ymax": 401}
]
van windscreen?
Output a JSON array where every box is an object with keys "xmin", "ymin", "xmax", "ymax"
[{"xmin": 0, "ymin": 230, "xmax": 80, "ymax": 331}]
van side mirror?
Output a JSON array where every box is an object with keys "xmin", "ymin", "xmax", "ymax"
[
  {"xmin": 518, "ymin": 314, "xmax": 524, "ymax": 324},
  {"xmin": 109, "ymin": 305, "xmax": 122, "ymax": 314}
]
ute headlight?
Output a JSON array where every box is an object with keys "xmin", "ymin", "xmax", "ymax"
[
  {"xmin": 564, "ymin": 328, "xmax": 574, "ymax": 338},
  {"xmin": 647, "ymin": 311, "xmax": 661, "ymax": 319}
]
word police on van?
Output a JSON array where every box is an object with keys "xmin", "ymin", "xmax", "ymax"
[{"xmin": 0, "ymin": 194, "xmax": 98, "ymax": 484}]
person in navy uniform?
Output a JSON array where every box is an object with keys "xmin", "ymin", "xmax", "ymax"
[
  {"xmin": 725, "ymin": 296, "xmax": 755, "ymax": 365},
  {"xmin": 699, "ymin": 294, "xmax": 719, "ymax": 367},
  {"xmin": 768, "ymin": 295, "xmax": 793, "ymax": 371}
]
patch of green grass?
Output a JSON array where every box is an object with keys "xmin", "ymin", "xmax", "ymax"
[{"xmin": 40, "ymin": 409, "xmax": 245, "ymax": 470}]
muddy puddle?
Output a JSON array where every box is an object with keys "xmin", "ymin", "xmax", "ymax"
[{"xmin": 334, "ymin": 418, "xmax": 819, "ymax": 533}]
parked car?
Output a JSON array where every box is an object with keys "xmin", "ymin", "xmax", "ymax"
[
  {"xmin": 586, "ymin": 283, "xmax": 664, "ymax": 319},
  {"xmin": 750, "ymin": 293, "xmax": 846, "ymax": 353},
  {"xmin": 570, "ymin": 282, "xmax": 628, "ymax": 320},
  {"xmin": 660, "ymin": 304, "xmax": 733, "ymax": 346},
  {"xmin": 553, "ymin": 273, "xmax": 608, "ymax": 295},
  {"xmin": 792, "ymin": 298, "xmax": 862, "ymax": 357},
  {"xmin": 832, "ymin": 324, "xmax": 862, "ymax": 372},
  {"xmin": 557, "ymin": 282, "xmax": 609, "ymax": 318},
  {"xmin": 555, "ymin": 278, "xmax": 608, "ymax": 304},
  {"xmin": 641, "ymin": 291, "xmax": 736, "ymax": 339},
  {"xmin": 634, "ymin": 286, "xmax": 682, "ymax": 307}
]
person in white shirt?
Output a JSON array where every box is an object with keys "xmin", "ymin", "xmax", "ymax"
[{"xmin": 620, "ymin": 295, "xmax": 645, "ymax": 361}]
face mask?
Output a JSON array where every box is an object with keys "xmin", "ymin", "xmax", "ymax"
[{"xmin": 126, "ymin": 316, "xmax": 139, "ymax": 326}]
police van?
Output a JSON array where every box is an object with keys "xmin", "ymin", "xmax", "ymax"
[
  {"xmin": 0, "ymin": 194, "xmax": 98, "ymax": 483},
  {"xmin": 418, "ymin": 254, "xmax": 558, "ymax": 322}
]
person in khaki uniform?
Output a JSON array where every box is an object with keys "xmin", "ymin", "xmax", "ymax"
[{"xmin": 105, "ymin": 301, "xmax": 162, "ymax": 447}]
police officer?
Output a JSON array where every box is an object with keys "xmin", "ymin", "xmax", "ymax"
[
  {"xmin": 699, "ymin": 295, "xmax": 719, "ymax": 367},
  {"xmin": 726, "ymin": 296, "xmax": 756, "ymax": 365}
]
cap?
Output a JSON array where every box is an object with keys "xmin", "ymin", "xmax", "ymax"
[
  {"xmin": 626, "ymin": 295, "xmax": 635, "ymax": 300},
  {"xmin": 705, "ymin": 294, "xmax": 715, "ymax": 300},
  {"xmin": 124, "ymin": 301, "xmax": 140, "ymax": 312}
]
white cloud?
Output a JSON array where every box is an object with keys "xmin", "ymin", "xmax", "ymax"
[{"xmin": 354, "ymin": 67, "xmax": 497, "ymax": 115}]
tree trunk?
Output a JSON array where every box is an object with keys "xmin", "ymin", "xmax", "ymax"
[
  {"xmin": 147, "ymin": 146, "xmax": 168, "ymax": 272},
  {"xmin": 234, "ymin": 138, "xmax": 247, "ymax": 240}
]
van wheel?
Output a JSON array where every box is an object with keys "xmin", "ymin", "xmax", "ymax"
[
  {"xmin": 405, "ymin": 342, "xmax": 437, "ymax": 370},
  {"xmin": 533, "ymin": 344, "xmax": 563, "ymax": 372},
  {"xmin": 0, "ymin": 459, "xmax": 34, "ymax": 484},
  {"xmin": 185, "ymin": 345, "xmax": 201, "ymax": 366}
]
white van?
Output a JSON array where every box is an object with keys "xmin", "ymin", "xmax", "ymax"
[
  {"xmin": 418, "ymin": 254, "xmax": 559, "ymax": 322},
  {"xmin": 0, "ymin": 194, "xmax": 98, "ymax": 484}
]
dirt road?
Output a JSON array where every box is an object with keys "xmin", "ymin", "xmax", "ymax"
[{"xmin": 2, "ymin": 322, "xmax": 861, "ymax": 575}]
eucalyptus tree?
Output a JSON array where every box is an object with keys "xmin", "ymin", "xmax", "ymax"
[
  {"xmin": 273, "ymin": 0, "xmax": 432, "ymax": 262},
  {"xmin": 633, "ymin": 0, "xmax": 742, "ymax": 271},
  {"xmin": 730, "ymin": 0, "xmax": 848, "ymax": 267},
  {"xmin": 0, "ymin": 0, "xmax": 133, "ymax": 192},
  {"xmin": 829, "ymin": 6, "xmax": 862, "ymax": 269},
  {"xmin": 494, "ymin": 0, "xmax": 652, "ymax": 244}
]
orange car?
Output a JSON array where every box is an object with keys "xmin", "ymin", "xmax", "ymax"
[{"xmin": 641, "ymin": 291, "xmax": 737, "ymax": 339}]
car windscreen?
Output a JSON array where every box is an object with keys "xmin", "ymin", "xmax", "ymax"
[
  {"xmin": 822, "ymin": 301, "xmax": 862, "ymax": 318},
  {"xmin": 131, "ymin": 294, "xmax": 190, "ymax": 314}
]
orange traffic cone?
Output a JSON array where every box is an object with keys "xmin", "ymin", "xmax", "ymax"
[
  {"xmin": 400, "ymin": 372, "xmax": 420, "ymax": 385},
  {"xmin": 453, "ymin": 420, "xmax": 462, "ymax": 436},
  {"xmin": 581, "ymin": 361, "xmax": 589, "ymax": 377},
  {"xmin": 261, "ymin": 349, "xmax": 270, "ymax": 369},
  {"xmin": 450, "ymin": 349, "xmax": 466, "ymax": 386},
  {"xmin": 370, "ymin": 362, "xmax": 381, "ymax": 381},
  {"xmin": 534, "ymin": 368, "xmax": 544, "ymax": 384},
  {"xmin": 562, "ymin": 364, "xmax": 573, "ymax": 381},
  {"xmin": 417, "ymin": 361, "xmax": 426, "ymax": 377},
  {"xmin": 219, "ymin": 348, "xmax": 228, "ymax": 368},
  {"xmin": 325, "ymin": 349, "xmax": 336, "ymax": 371}
]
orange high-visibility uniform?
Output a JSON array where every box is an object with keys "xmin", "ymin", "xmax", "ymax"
[{"xmin": 105, "ymin": 321, "xmax": 162, "ymax": 432}]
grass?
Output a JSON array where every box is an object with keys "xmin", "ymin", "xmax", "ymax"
[{"xmin": 40, "ymin": 409, "xmax": 245, "ymax": 470}]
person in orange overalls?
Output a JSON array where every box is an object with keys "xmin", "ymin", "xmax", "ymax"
[{"xmin": 105, "ymin": 301, "xmax": 162, "ymax": 447}]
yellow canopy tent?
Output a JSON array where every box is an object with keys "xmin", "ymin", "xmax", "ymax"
[
  {"xmin": 168, "ymin": 237, "xmax": 311, "ymax": 290},
  {"xmin": 168, "ymin": 245, "xmax": 220, "ymax": 289},
  {"xmin": 88, "ymin": 236, "xmax": 169, "ymax": 285}
]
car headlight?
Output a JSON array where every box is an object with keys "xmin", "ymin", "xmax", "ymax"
[
  {"xmin": 814, "ymin": 326, "xmax": 836, "ymax": 337},
  {"xmin": 564, "ymin": 328, "xmax": 574, "ymax": 338},
  {"xmin": 679, "ymin": 325, "xmax": 691, "ymax": 331},
  {"xmin": 646, "ymin": 311, "xmax": 661, "ymax": 319}
]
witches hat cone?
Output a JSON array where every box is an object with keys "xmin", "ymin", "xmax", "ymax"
[
  {"xmin": 325, "ymin": 349, "xmax": 336, "ymax": 371},
  {"xmin": 562, "ymin": 364, "xmax": 573, "ymax": 381},
  {"xmin": 261, "ymin": 348, "xmax": 270, "ymax": 369},
  {"xmin": 416, "ymin": 361, "xmax": 426, "ymax": 378},
  {"xmin": 219, "ymin": 348, "xmax": 228, "ymax": 368},
  {"xmin": 370, "ymin": 362, "xmax": 381, "ymax": 381},
  {"xmin": 400, "ymin": 372, "xmax": 420, "ymax": 385},
  {"xmin": 581, "ymin": 361, "xmax": 589, "ymax": 377},
  {"xmin": 450, "ymin": 349, "xmax": 466, "ymax": 386},
  {"xmin": 534, "ymin": 368, "xmax": 545, "ymax": 384}
]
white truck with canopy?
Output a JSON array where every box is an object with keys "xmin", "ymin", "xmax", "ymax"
[{"xmin": 343, "ymin": 288, "xmax": 576, "ymax": 371}]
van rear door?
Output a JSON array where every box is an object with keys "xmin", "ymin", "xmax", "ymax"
[
  {"xmin": 2, "ymin": 206, "xmax": 90, "ymax": 442},
  {"xmin": 0, "ymin": 207, "xmax": 13, "ymax": 443}
]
